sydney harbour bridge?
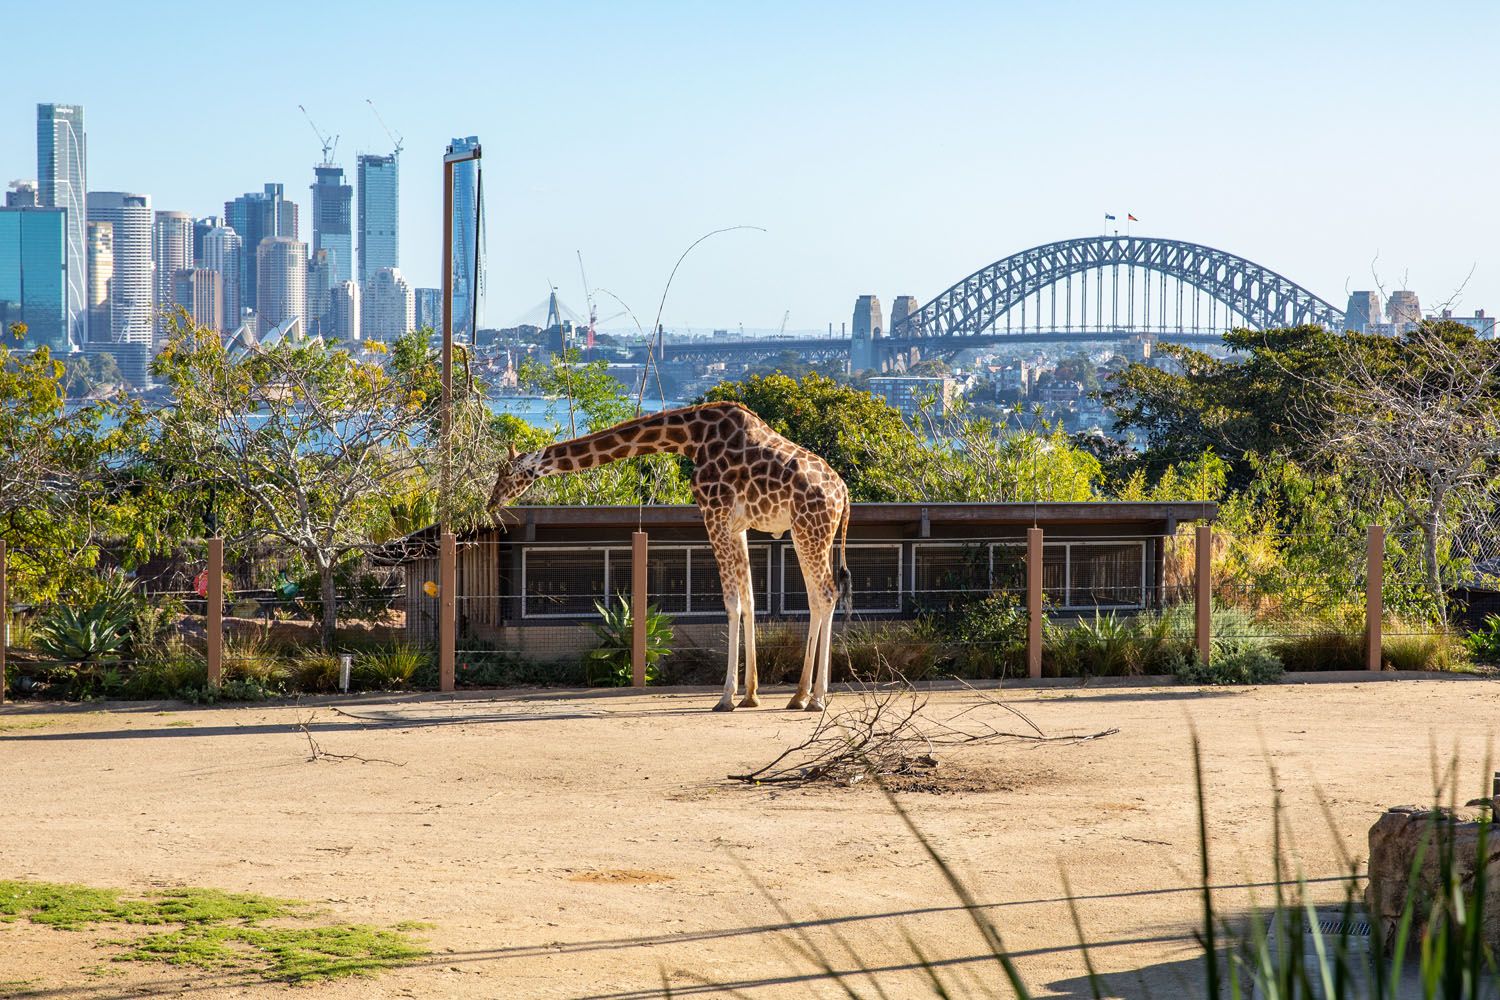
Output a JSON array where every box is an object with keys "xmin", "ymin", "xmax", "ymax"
[{"xmin": 634, "ymin": 235, "xmax": 1347, "ymax": 369}]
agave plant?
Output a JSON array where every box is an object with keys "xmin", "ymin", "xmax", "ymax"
[
  {"xmin": 583, "ymin": 596, "xmax": 672, "ymax": 686},
  {"xmin": 33, "ymin": 573, "xmax": 140, "ymax": 663}
]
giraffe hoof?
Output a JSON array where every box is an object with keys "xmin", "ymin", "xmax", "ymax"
[
  {"xmin": 804, "ymin": 698, "xmax": 827, "ymax": 713},
  {"xmin": 785, "ymin": 695, "xmax": 809, "ymax": 711},
  {"xmin": 738, "ymin": 695, "xmax": 760, "ymax": 709},
  {"xmin": 712, "ymin": 697, "xmax": 736, "ymax": 713}
]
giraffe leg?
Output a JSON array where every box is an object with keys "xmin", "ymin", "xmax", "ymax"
[
  {"xmin": 714, "ymin": 590, "xmax": 740, "ymax": 712},
  {"xmin": 787, "ymin": 609, "xmax": 821, "ymax": 711},
  {"xmin": 736, "ymin": 532, "xmax": 760, "ymax": 708},
  {"xmin": 808, "ymin": 602, "xmax": 836, "ymax": 712}
]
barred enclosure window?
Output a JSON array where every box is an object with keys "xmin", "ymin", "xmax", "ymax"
[
  {"xmin": 1066, "ymin": 541, "xmax": 1146, "ymax": 608},
  {"xmin": 687, "ymin": 545, "xmax": 772, "ymax": 615},
  {"xmin": 911, "ymin": 543, "xmax": 991, "ymax": 610},
  {"xmin": 782, "ymin": 544, "xmax": 902, "ymax": 614},
  {"xmin": 607, "ymin": 546, "xmax": 689, "ymax": 615},
  {"xmin": 521, "ymin": 548, "xmax": 607, "ymax": 617}
]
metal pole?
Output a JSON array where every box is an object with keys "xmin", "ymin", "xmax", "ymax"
[
  {"xmin": 440, "ymin": 143, "xmax": 481, "ymax": 694},
  {"xmin": 207, "ymin": 538, "xmax": 223, "ymax": 687},
  {"xmin": 1195, "ymin": 525, "xmax": 1212, "ymax": 665},
  {"xmin": 1027, "ymin": 527, "xmax": 1043, "ymax": 679},
  {"xmin": 632, "ymin": 531, "xmax": 648, "ymax": 687},
  {"xmin": 1367, "ymin": 525, "xmax": 1384, "ymax": 671},
  {"xmin": 0, "ymin": 539, "xmax": 7, "ymax": 704}
]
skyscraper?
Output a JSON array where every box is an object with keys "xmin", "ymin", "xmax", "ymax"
[
  {"xmin": 86, "ymin": 220, "xmax": 112, "ymax": 337},
  {"xmin": 306, "ymin": 248, "xmax": 333, "ymax": 336},
  {"xmin": 362, "ymin": 266, "xmax": 413, "ymax": 342},
  {"xmin": 36, "ymin": 103, "xmax": 87, "ymax": 349},
  {"xmin": 224, "ymin": 184, "xmax": 298, "ymax": 313},
  {"xmin": 0, "ymin": 206, "xmax": 69, "ymax": 353},
  {"xmin": 446, "ymin": 136, "xmax": 483, "ymax": 341},
  {"xmin": 192, "ymin": 215, "xmax": 222, "ymax": 266},
  {"xmin": 200, "ymin": 226, "xmax": 243, "ymax": 333},
  {"xmin": 171, "ymin": 269, "xmax": 224, "ymax": 333},
  {"xmin": 330, "ymin": 280, "xmax": 360, "ymax": 343},
  {"xmin": 413, "ymin": 287, "xmax": 441, "ymax": 331},
  {"xmin": 357, "ymin": 153, "xmax": 398, "ymax": 286},
  {"xmin": 153, "ymin": 210, "xmax": 194, "ymax": 340},
  {"xmin": 85, "ymin": 192, "xmax": 152, "ymax": 383},
  {"xmin": 850, "ymin": 294, "xmax": 883, "ymax": 371},
  {"xmin": 311, "ymin": 164, "xmax": 352, "ymax": 289},
  {"xmin": 1344, "ymin": 291, "xmax": 1382, "ymax": 333},
  {"xmin": 256, "ymin": 236, "xmax": 307, "ymax": 336}
]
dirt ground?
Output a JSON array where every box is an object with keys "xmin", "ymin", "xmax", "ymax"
[{"xmin": 2, "ymin": 675, "xmax": 1498, "ymax": 999}]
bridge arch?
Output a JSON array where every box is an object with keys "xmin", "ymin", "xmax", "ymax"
[{"xmin": 888, "ymin": 236, "xmax": 1345, "ymax": 342}]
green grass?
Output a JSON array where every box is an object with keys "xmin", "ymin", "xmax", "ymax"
[{"xmin": 0, "ymin": 880, "xmax": 426, "ymax": 984}]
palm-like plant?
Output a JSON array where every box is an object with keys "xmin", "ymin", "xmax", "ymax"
[
  {"xmin": 583, "ymin": 597, "xmax": 672, "ymax": 686},
  {"xmin": 34, "ymin": 572, "xmax": 139, "ymax": 663}
]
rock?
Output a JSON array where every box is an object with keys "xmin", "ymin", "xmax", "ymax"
[{"xmin": 1366, "ymin": 805, "xmax": 1500, "ymax": 953}]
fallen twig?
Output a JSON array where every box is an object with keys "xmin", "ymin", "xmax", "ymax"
[{"xmin": 295, "ymin": 712, "xmax": 405, "ymax": 766}]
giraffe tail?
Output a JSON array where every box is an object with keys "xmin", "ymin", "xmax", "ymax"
[{"xmin": 834, "ymin": 491, "xmax": 853, "ymax": 620}]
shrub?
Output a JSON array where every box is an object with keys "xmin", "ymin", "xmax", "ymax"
[
  {"xmin": 1040, "ymin": 610, "xmax": 1195, "ymax": 678},
  {"xmin": 582, "ymin": 597, "xmax": 672, "ymax": 686},
  {"xmin": 919, "ymin": 594, "xmax": 1027, "ymax": 678},
  {"xmin": 1462, "ymin": 613, "xmax": 1500, "ymax": 664},
  {"xmin": 356, "ymin": 644, "xmax": 430, "ymax": 689},
  {"xmin": 1384, "ymin": 627, "xmax": 1467, "ymax": 672},
  {"xmin": 288, "ymin": 650, "xmax": 341, "ymax": 692},
  {"xmin": 837, "ymin": 621, "xmax": 940, "ymax": 681},
  {"xmin": 1176, "ymin": 640, "xmax": 1284, "ymax": 685},
  {"xmin": 1272, "ymin": 626, "xmax": 1365, "ymax": 672},
  {"xmin": 121, "ymin": 653, "xmax": 208, "ymax": 699},
  {"xmin": 224, "ymin": 637, "xmax": 288, "ymax": 688},
  {"xmin": 34, "ymin": 574, "xmax": 139, "ymax": 664}
]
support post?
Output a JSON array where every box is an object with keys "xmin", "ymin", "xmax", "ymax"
[
  {"xmin": 0, "ymin": 539, "xmax": 7, "ymax": 705},
  {"xmin": 1195, "ymin": 524, "xmax": 1212, "ymax": 665},
  {"xmin": 206, "ymin": 538, "xmax": 223, "ymax": 687},
  {"xmin": 631, "ymin": 531, "xmax": 648, "ymax": 688},
  {"xmin": 1367, "ymin": 524, "xmax": 1385, "ymax": 672},
  {"xmin": 1026, "ymin": 527, "xmax": 1043, "ymax": 679},
  {"xmin": 439, "ymin": 532, "xmax": 456, "ymax": 692}
]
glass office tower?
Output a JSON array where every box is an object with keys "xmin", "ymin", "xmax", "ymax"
[
  {"xmin": 0, "ymin": 207, "xmax": 69, "ymax": 352},
  {"xmin": 36, "ymin": 103, "xmax": 87, "ymax": 349},
  {"xmin": 357, "ymin": 153, "xmax": 398, "ymax": 286}
]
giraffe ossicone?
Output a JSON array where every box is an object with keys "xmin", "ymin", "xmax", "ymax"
[{"xmin": 488, "ymin": 402, "xmax": 852, "ymax": 712}]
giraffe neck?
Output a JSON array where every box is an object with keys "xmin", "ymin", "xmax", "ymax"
[{"xmin": 530, "ymin": 409, "xmax": 699, "ymax": 476}]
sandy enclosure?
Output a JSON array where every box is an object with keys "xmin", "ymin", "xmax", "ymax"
[{"xmin": 2, "ymin": 677, "xmax": 1499, "ymax": 998}]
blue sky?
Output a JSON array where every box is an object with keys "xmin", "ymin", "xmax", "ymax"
[{"xmin": 5, "ymin": 0, "xmax": 1497, "ymax": 332}]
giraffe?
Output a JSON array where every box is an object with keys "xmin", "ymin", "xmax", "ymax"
[{"xmin": 488, "ymin": 401, "xmax": 852, "ymax": 712}]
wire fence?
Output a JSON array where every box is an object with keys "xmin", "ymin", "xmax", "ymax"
[{"xmin": 2, "ymin": 520, "xmax": 1494, "ymax": 700}]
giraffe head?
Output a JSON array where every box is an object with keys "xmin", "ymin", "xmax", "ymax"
[{"xmin": 488, "ymin": 443, "xmax": 538, "ymax": 511}]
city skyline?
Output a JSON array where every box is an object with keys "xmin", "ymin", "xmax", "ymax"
[{"xmin": 3, "ymin": 1, "xmax": 1499, "ymax": 332}]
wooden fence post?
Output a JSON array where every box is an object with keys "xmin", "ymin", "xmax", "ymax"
[
  {"xmin": 439, "ymin": 532, "xmax": 456, "ymax": 692},
  {"xmin": 206, "ymin": 538, "xmax": 223, "ymax": 687},
  {"xmin": 1027, "ymin": 527, "xmax": 1043, "ymax": 679},
  {"xmin": 631, "ymin": 531, "xmax": 648, "ymax": 688},
  {"xmin": 1195, "ymin": 524, "xmax": 1212, "ymax": 665},
  {"xmin": 1367, "ymin": 524, "xmax": 1384, "ymax": 671},
  {"xmin": 1, "ymin": 539, "xmax": 7, "ymax": 705}
]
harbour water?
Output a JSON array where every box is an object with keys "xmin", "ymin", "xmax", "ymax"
[{"xmin": 488, "ymin": 395, "xmax": 685, "ymax": 432}]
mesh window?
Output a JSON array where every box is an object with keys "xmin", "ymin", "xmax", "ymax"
[
  {"xmin": 522, "ymin": 548, "xmax": 606, "ymax": 617},
  {"xmin": 689, "ymin": 545, "xmax": 771, "ymax": 614},
  {"xmin": 608, "ymin": 547, "xmax": 689, "ymax": 615},
  {"xmin": 784, "ymin": 545, "xmax": 901, "ymax": 614},
  {"xmin": 912, "ymin": 544, "xmax": 990, "ymax": 604},
  {"xmin": 1067, "ymin": 542, "xmax": 1145, "ymax": 608}
]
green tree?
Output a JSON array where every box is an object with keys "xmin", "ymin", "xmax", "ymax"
[
  {"xmin": 150, "ymin": 324, "xmax": 500, "ymax": 648},
  {"xmin": 700, "ymin": 372, "xmax": 918, "ymax": 500}
]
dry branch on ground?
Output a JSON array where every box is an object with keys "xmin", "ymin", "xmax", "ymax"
[{"xmin": 729, "ymin": 681, "xmax": 1117, "ymax": 787}]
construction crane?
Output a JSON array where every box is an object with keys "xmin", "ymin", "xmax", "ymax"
[
  {"xmin": 778, "ymin": 309, "xmax": 790, "ymax": 336},
  {"xmin": 297, "ymin": 105, "xmax": 338, "ymax": 165},
  {"xmin": 576, "ymin": 251, "xmax": 599, "ymax": 355},
  {"xmin": 365, "ymin": 98, "xmax": 403, "ymax": 156}
]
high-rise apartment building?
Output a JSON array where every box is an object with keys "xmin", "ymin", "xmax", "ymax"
[
  {"xmin": 0, "ymin": 206, "xmax": 70, "ymax": 352},
  {"xmin": 356, "ymin": 153, "xmax": 398, "ymax": 286},
  {"xmin": 446, "ymin": 136, "xmax": 482, "ymax": 342},
  {"xmin": 255, "ymin": 236, "xmax": 307, "ymax": 336},
  {"xmin": 86, "ymin": 220, "xmax": 112, "ymax": 337},
  {"xmin": 1387, "ymin": 290, "xmax": 1422, "ymax": 333},
  {"xmin": 311, "ymin": 165, "xmax": 352, "ymax": 290},
  {"xmin": 330, "ymin": 280, "xmax": 360, "ymax": 343},
  {"xmin": 5, "ymin": 180, "xmax": 40, "ymax": 208},
  {"xmin": 84, "ymin": 192, "xmax": 152, "ymax": 384},
  {"xmin": 171, "ymin": 269, "xmax": 224, "ymax": 333},
  {"xmin": 224, "ymin": 184, "xmax": 298, "ymax": 313},
  {"xmin": 153, "ymin": 210, "xmax": 194, "ymax": 339},
  {"xmin": 199, "ymin": 226, "xmax": 243, "ymax": 333},
  {"xmin": 36, "ymin": 103, "xmax": 87, "ymax": 349},
  {"xmin": 414, "ymin": 287, "xmax": 441, "ymax": 331},
  {"xmin": 850, "ymin": 294, "xmax": 884, "ymax": 371},
  {"xmin": 362, "ymin": 266, "xmax": 413, "ymax": 342},
  {"xmin": 1344, "ymin": 291, "xmax": 1383, "ymax": 333}
]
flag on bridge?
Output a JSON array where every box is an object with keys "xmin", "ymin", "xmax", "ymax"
[
  {"xmin": 1128, "ymin": 214, "xmax": 1139, "ymax": 222},
  {"xmin": 1104, "ymin": 213, "xmax": 1117, "ymax": 221}
]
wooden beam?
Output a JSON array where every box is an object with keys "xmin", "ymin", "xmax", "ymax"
[
  {"xmin": 1195, "ymin": 525, "xmax": 1212, "ymax": 665},
  {"xmin": 1027, "ymin": 527, "xmax": 1043, "ymax": 679},
  {"xmin": 632, "ymin": 531, "xmax": 648, "ymax": 688},
  {"xmin": 1367, "ymin": 525, "xmax": 1384, "ymax": 671},
  {"xmin": 439, "ymin": 532, "xmax": 456, "ymax": 692},
  {"xmin": 206, "ymin": 538, "xmax": 223, "ymax": 688},
  {"xmin": 0, "ymin": 539, "xmax": 7, "ymax": 704}
]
